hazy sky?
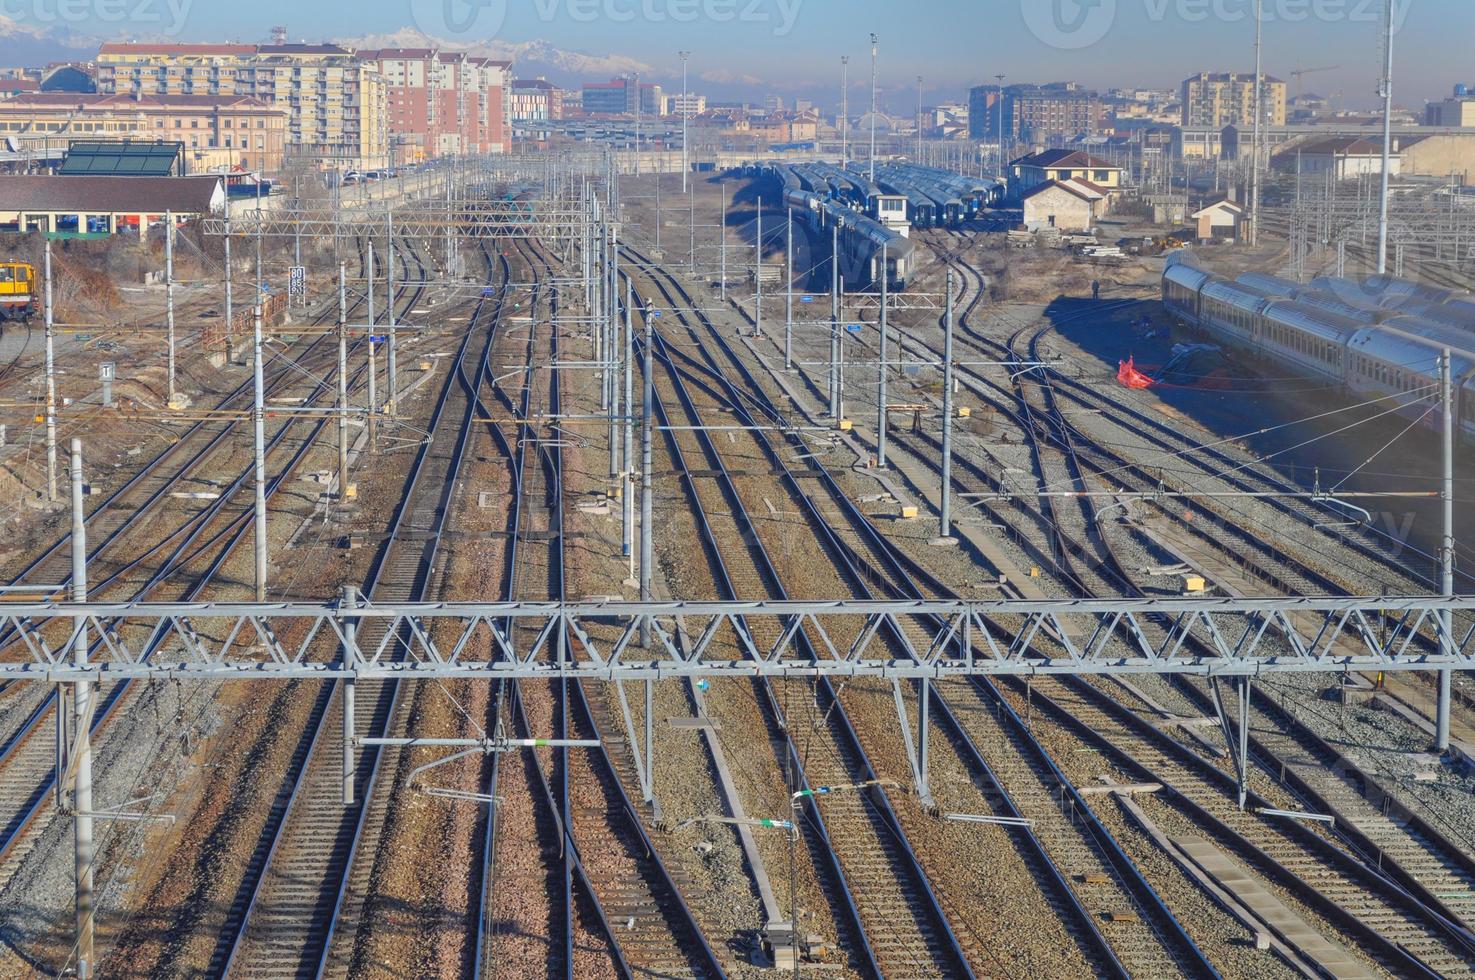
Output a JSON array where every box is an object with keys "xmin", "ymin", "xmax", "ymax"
[{"xmin": 60, "ymin": 0, "xmax": 1471, "ymax": 108}]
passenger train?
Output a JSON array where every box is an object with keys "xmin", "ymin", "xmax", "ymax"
[{"xmin": 1162, "ymin": 256, "xmax": 1475, "ymax": 438}]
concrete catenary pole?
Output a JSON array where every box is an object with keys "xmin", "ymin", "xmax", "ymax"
[
  {"xmin": 44, "ymin": 241, "xmax": 57, "ymax": 502},
  {"xmin": 1376, "ymin": 0, "xmax": 1397, "ymax": 274},
  {"xmin": 341, "ymin": 584, "xmax": 357, "ymax": 805},
  {"xmin": 224, "ymin": 194, "xmax": 234, "ymax": 363},
  {"xmin": 1438, "ymin": 349, "xmax": 1454, "ymax": 752},
  {"xmin": 720, "ymin": 181, "xmax": 728, "ymax": 304},
  {"xmin": 338, "ymin": 264, "xmax": 350, "ymax": 498},
  {"xmin": 939, "ymin": 271, "xmax": 955, "ymax": 539},
  {"xmin": 69, "ymin": 438, "xmax": 93, "ymax": 979},
  {"xmin": 785, "ymin": 207, "xmax": 794, "ymax": 371},
  {"xmin": 755, "ymin": 198, "xmax": 763, "ymax": 339},
  {"xmin": 386, "ymin": 210, "xmax": 397, "ymax": 415},
  {"xmin": 640, "ymin": 299, "xmax": 654, "ymax": 648},
  {"xmin": 252, "ymin": 303, "xmax": 267, "ymax": 602},
  {"xmin": 367, "ymin": 243, "xmax": 378, "ymax": 448},
  {"xmin": 624, "ymin": 278, "xmax": 636, "ymax": 563},
  {"xmin": 1249, "ymin": 0, "xmax": 1264, "ymax": 248},
  {"xmin": 165, "ymin": 210, "xmax": 176, "ymax": 405},
  {"xmin": 830, "ymin": 223, "xmax": 841, "ymax": 417},
  {"xmin": 877, "ymin": 242, "xmax": 889, "ymax": 468}
]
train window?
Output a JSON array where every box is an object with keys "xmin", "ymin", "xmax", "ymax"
[{"xmin": 0, "ymin": 267, "xmax": 12, "ymax": 284}]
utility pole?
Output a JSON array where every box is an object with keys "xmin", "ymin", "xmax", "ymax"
[
  {"xmin": 367, "ymin": 244, "xmax": 379, "ymax": 448},
  {"xmin": 841, "ymin": 56, "xmax": 850, "ymax": 165},
  {"xmin": 720, "ymin": 181, "xmax": 728, "ymax": 303},
  {"xmin": 869, "ymin": 33, "xmax": 879, "ymax": 182},
  {"xmin": 1376, "ymin": 0, "xmax": 1396, "ymax": 273},
  {"xmin": 633, "ymin": 72, "xmax": 642, "ymax": 178},
  {"xmin": 293, "ymin": 175, "xmax": 302, "ymax": 307},
  {"xmin": 624, "ymin": 278, "xmax": 636, "ymax": 569},
  {"xmin": 341, "ymin": 585, "xmax": 357, "ymax": 805},
  {"xmin": 995, "ymin": 74, "xmax": 1007, "ymax": 173},
  {"xmin": 680, "ymin": 51, "xmax": 691, "ymax": 193},
  {"xmin": 877, "ymin": 243, "xmax": 889, "ymax": 468},
  {"xmin": 785, "ymin": 207, "xmax": 794, "ymax": 371},
  {"xmin": 224, "ymin": 195, "xmax": 234, "ymax": 364},
  {"xmin": 338, "ymin": 264, "xmax": 350, "ymax": 500},
  {"xmin": 1249, "ymin": 0, "xmax": 1264, "ymax": 247},
  {"xmin": 1438, "ymin": 349, "xmax": 1454, "ymax": 752},
  {"xmin": 386, "ymin": 211, "xmax": 397, "ymax": 415},
  {"xmin": 252, "ymin": 302, "xmax": 267, "ymax": 602},
  {"xmin": 165, "ymin": 210, "xmax": 176, "ymax": 406},
  {"xmin": 43, "ymin": 241, "xmax": 57, "ymax": 503},
  {"xmin": 640, "ymin": 299, "xmax": 654, "ymax": 647},
  {"xmin": 68, "ymin": 437, "xmax": 93, "ymax": 980},
  {"xmin": 755, "ymin": 198, "xmax": 763, "ymax": 339},
  {"xmin": 655, "ymin": 168, "xmax": 662, "ymax": 251},
  {"xmin": 609, "ymin": 223, "xmax": 621, "ymax": 479},
  {"xmin": 830, "ymin": 223, "xmax": 840, "ymax": 418},
  {"xmin": 937, "ymin": 271, "xmax": 956, "ymax": 542}
]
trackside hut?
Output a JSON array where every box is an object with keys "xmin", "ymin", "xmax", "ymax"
[{"xmin": 0, "ymin": 174, "xmax": 225, "ymax": 239}]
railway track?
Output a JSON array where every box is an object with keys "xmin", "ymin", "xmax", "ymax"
[
  {"xmin": 218, "ymin": 243, "xmax": 504, "ymax": 978},
  {"xmin": 0, "ymin": 240, "xmax": 430, "ymax": 896}
]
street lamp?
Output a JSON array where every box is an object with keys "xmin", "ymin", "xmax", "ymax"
[
  {"xmin": 840, "ymin": 55, "xmax": 850, "ymax": 166},
  {"xmin": 869, "ymin": 33, "xmax": 879, "ymax": 182},
  {"xmin": 916, "ymin": 74, "xmax": 923, "ymax": 163}
]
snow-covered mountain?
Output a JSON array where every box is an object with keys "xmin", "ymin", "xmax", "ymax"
[
  {"xmin": 336, "ymin": 29, "xmax": 653, "ymax": 84},
  {"xmin": 0, "ymin": 15, "xmax": 98, "ymax": 66}
]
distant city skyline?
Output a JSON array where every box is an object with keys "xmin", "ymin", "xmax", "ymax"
[{"xmin": 0, "ymin": 0, "xmax": 1469, "ymax": 110}]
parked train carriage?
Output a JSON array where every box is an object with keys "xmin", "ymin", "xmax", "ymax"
[
  {"xmin": 1162, "ymin": 261, "xmax": 1213, "ymax": 321},
  {"xmin": 1365, "ymin": 275, "xmax": 1459, "ymax": 308},
  {"xmin": 1403, "ymin": 302, "xmax": 1475, "ymax": 334},
  {"xmin": 1235, "ymin": 272, "xmax": 1301, "ymax": 298},
  {"xmin": 1198, "ymin": 279, "xmax": 1274, "ymax": 348},
  {"xmin": 1259, "ymin": 302, "xmax": 1362, "ymax": 384},
  {"xmin": 1306, "ymin": 276, "xmax": 1387, "ymax": 311},
  {"xmin": 1292, "ymin": 290, "xmax": 1386, "ymax": 324},
  {"xmin": 1346, "ymin": 328, "xmax": 1475, "ymax": 437},
  {"xmin": 1381, "ymin": 314, "xmax": 1475, "ymax": 353}
]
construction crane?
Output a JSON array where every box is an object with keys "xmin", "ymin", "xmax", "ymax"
[{"xmin": 1291, "ymin": 65, "xmax": 1339, "ymax": 103}]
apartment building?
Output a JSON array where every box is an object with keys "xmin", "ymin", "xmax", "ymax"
[
  {"xmin": 0, "ymin": 92, "xmax": 289, "ymax": 171},
  {"xmin": 968, "ymin": 82, "xmax": 1103, "ymax": 143},
  {"xmin": 1180, "ymin": 72, "xmax": 1287, "ymax": 129},
  {"xmin": 510, "ymin": 78, "xmax": 565, "ymax": 121},
  {"xmin": 359, "ymin": 49, "xmax": 511, "ymax": 160},
  {"xmin": 96, "ymin": 42, "xmax": 388, "ymax": 168}
]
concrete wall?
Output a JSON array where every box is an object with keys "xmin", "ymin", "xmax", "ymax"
[{"xmin": 1399, "ymin": 134, "xmax": 1475, "ymax": 185}]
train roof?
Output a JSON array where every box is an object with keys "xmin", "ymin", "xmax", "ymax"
[
  {"xmin": 1201, "ymin": 278, "xmax": 1274, "ymax": 311},
  {"xmin": 1163, "ymin": 262, "xmax": 1214, "ymax": 290},
  {"xmin": 1379, "ymin": 315, "xmax": 1475, "ymax": 353},
  {"xmin": 1363, "ymin": 275, "xmax": 1460, "ymax": 306},
  {"xmin": 1293, "ymin": 290, "xmax": 1384, "ymax": 324},
  {"xmin": 1348, "ymin": 327, "xmax": 1475, "ymax": 377},
  {"xmin": 1235, "ymin": 272, "xmax": 1300, "ymax": 298},
  {"xmin": 1262, "ymin": 301, "xmax": 1367, "ymax": 342}
]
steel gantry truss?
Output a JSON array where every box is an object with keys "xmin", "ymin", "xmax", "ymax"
[
  {"xmin": 6, "ymin": 595, "xmax": 1475, "ymax": 682},
  {"xmin": 200, "ymin": 203, "xmax": 590, "ymax": 242}
]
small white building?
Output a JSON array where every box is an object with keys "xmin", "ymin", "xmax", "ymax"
[
  {"xmin": 1021, "ymin": 179, "xmax": 1106, "ymax": 232},
  {"xmin": 1295, "ymin": 136, "xmax": 1397, "ymax": 179},
  {"xmin": 1191, "ymin": 197, "xmax": 1245, "ymax": 242}
]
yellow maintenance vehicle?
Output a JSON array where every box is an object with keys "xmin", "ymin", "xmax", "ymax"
[{"xmin": 0, "ymin": 262, "xmax": 37, "ymax": 322}]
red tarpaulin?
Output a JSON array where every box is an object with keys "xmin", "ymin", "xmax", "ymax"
[{"xmin": 1117, "ymin": 356, "xmax": 1154, "ymax": 389}]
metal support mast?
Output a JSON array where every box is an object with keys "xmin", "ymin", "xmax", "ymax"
[
  {"xmin": 876, "ymin": 243, "xmax": 889, "ymax": 468},
  {"xmin": 1249, "ymin": 0, "xmax": 1264, "ymax": 247},
  {"xmin": 840, "ymin": 56, "xmax": 850, "ymax": 164},
  {"xmin": 938, "ymin": 271, "xmax": 956, "ymax": 541},
  {"xmin": 784, "ymin": 207, "xmax": 794, "ymax": 371},
  {"xmin": 1376, "ymin": 0, "xmax": 1396, "ymax": 273},
  {"xmin": 640, "ymin": 298, "xmax": 654, "ymax": 647},
  {"xmin": 680, "ymin": 51, "xmax": 691, "ymax": 193},
  {"xmin": 43, "ymin": 241, "xmax": 57, "ymax": 502},
  {"xmin": 1438, "ymin": 348, "xmax": 1454, "ymax": 752},
  {"xmin": 338, "ymin": 264, "xmax": 350, "ymax": 499},
  {"xmin": 69, "ymin": 438, "xmax": 94, "ymax": 979},
  {"xmin": 830, "ymin": 223, "xmax": 841, "ymax": 418},
  {"xmin": 366, "ymin": 244, "xmax": 378, "ymax": 448},
  {"xmin": 755, "ymin": 198, "xmax": 763, "ymax": 339},
  {"xmin": 869, "ymin": 34, "xmax": 879, "ymax": 182},
  {"xmin": 386, "ymin": 211, "xmax": 397, "ymax": 415},
  {"xmin": 252, "ymin": 303, "xmax": 268, "ymax": 602},
  {"xmin": 165, "ymin": 210, "xmax": 176, "ymax": 405}
]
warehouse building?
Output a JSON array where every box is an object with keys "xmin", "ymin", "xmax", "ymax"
[{"xmin": 0, "ymin": 174, "xmax": 224, "ymax": 238}]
